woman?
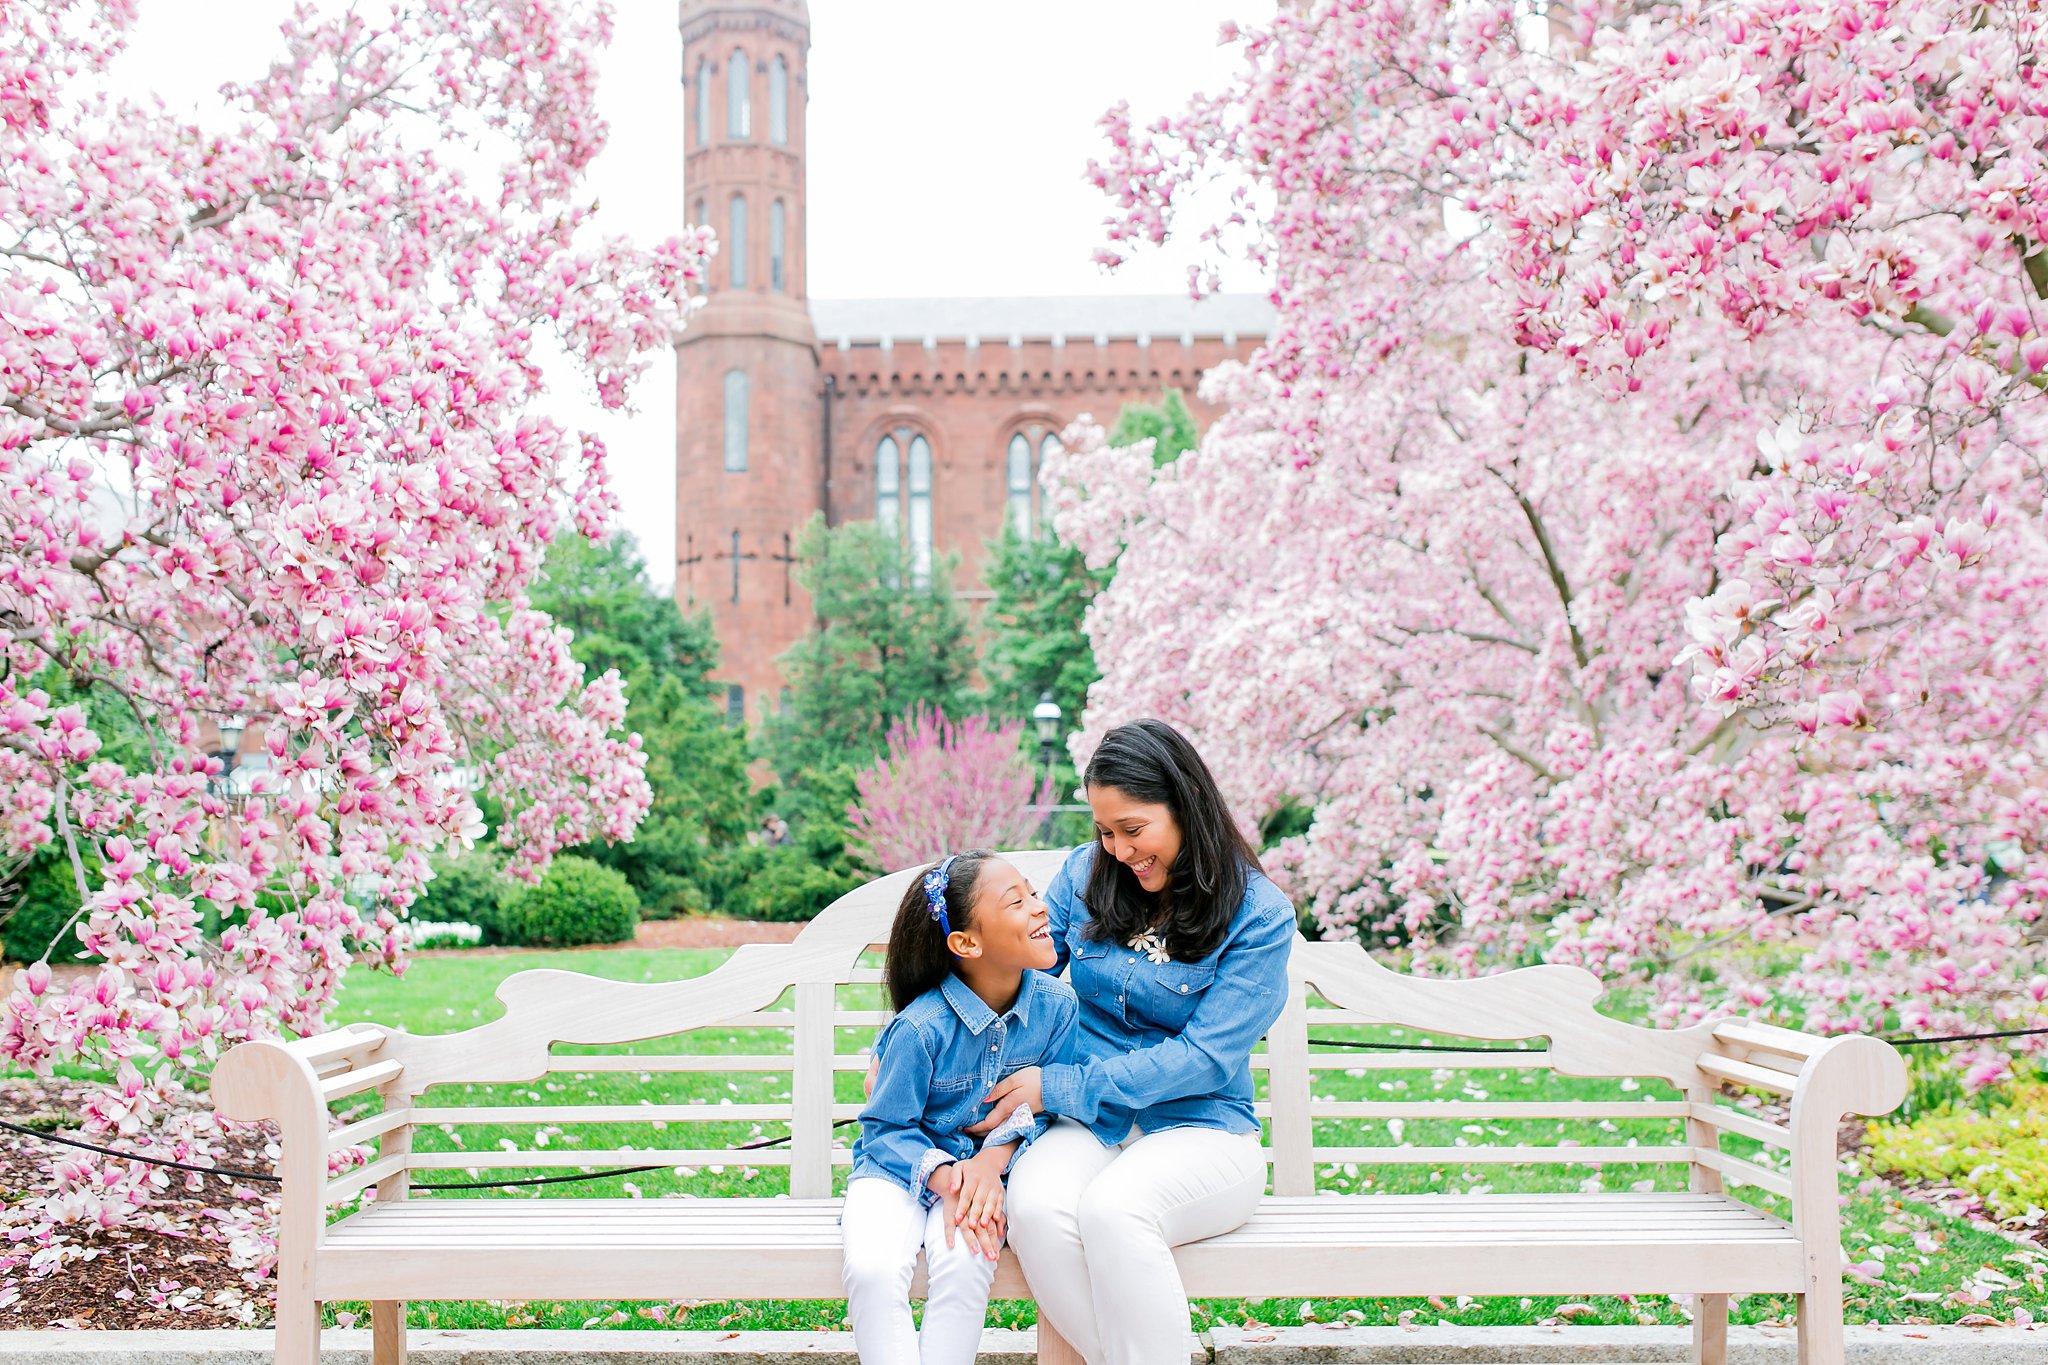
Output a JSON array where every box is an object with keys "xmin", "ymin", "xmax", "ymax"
[{"xmin": 967, "ymin": 718, "xmax": 1295, "ymax": 1365}]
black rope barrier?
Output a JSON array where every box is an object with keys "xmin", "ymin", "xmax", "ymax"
[{"xmin": 4, "ymin": 1024, "xmax": 2044, "ymax": 1188}]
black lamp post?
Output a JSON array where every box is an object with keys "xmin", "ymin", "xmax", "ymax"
[
  {"xmin": 1031, "ymin": 692, "xmax": 1062, "ymax": 840},
  {"xmin": 215, "ymin": 714, "xmax": 247, "ymax": 797}
]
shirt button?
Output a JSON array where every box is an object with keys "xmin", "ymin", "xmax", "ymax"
[
  {"xmin": 989, "ymin": 1044, "xmax": 999, "ymax": 1053},
  {"xmin": 1179, "ymin": 984, "xmax": 1189, "ymax": 993}
]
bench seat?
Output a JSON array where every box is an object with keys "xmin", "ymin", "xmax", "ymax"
[{"xmin": 316, "ymin": 1191, "xmax": 1802, "ymax": 1302}]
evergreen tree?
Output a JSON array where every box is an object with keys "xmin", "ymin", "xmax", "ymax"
[
  {"xmin": 982, "ymin": 391, "xmax": 1199, "ymax": 731},
  {"xmin": 765, "ymin": 515, "xmax": 974, "ymax": 778},
  {"xmin": 981, "ymin": 526, "xmax": 1108, "ymax": 729},
  {"xmin": 1107, "ymin": 388, "xmax": 1199, "ymax": 468},
  {"xmin": 528, "ymin": 531, "xmax": 721, "ymax": 698},
  {"xmin": 524, "ymin": 530, "xmax": 755, "ymax": 916}
]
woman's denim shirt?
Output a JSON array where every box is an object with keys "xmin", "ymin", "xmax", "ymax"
[
  {"xmin": 851, "ymin": 969, "xmax": 1078, "ymax": 1205},
  {"xmin": 1037, "ymin": 843, "xmax": 1296, "ymax": 1145}
]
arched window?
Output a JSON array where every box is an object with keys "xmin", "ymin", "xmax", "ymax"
[
  {"xmin": 728, "ymin": 194, "xmax": 747, "ymax": 288},
  {"xmin": 726, "ymin": 47, "xmax": 750, "ymax": 138},
  {"xmin": 1006, "ymin": 433, "xmax": 1033, "ymax": 537},
  {"xmin": 694, "ymin": 56, "xmax": 710, "ymax": 147},
  {"xmin": 769, "ymin": 55, "xmax": 789, "ymax": 145},
  {"xmin": 1004, "ymin": 422, "xmax": 1063, "ymax": 538},
  {"xmin": 875, "ymin": 434, "xmax": 901, "ymax": 534},
  {"xmin": 770, "ymin": 200, "xmax": 785, "ymax": 293},
  {"xmin": 907, "ymin": 434, "xmax": 933, "ymax": 589},
  {"xmin": 723, "ymin": 369, "xmax": 748, "ymax": 472}
]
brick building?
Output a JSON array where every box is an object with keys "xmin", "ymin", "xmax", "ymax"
[{"xmin": 676, "ymin": 0, "xmax": 1270, "ymax": 723}]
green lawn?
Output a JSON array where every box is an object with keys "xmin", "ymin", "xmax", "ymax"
[{"xmin": 316, "ymin": 946, "xmax": 2048, "ymax": 1333}]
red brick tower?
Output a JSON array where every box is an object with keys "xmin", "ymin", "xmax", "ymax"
[{"xmin": 675, "ymin": 0, "xmax": 820, "ymax": 724}]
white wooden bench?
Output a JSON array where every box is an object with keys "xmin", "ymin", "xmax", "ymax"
[{"xmin": 212, "ymin": 849, "xmax": 1906, "ymax": 1365}]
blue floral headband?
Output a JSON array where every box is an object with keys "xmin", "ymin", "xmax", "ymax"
[{"xmin": 922, "ymin": 854, "xmax": 960, "ymax": 934}]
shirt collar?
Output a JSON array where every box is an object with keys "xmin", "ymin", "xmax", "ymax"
[{"xmin": 939, "ymin": 970, "xmax": 1036, "ymax": 1035}]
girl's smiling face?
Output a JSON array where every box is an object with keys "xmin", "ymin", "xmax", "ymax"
[
  {"xmin": 1088, "ymin": 784, "xmax": 1182, "ymax": 895},
  {"xmin": 956, "ymin": 858, "xmax": 1056, "ymax": 970}
]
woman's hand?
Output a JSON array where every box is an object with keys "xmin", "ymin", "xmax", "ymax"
[
  {"xmin": 864, "ymin": 1050, "xmax": 879, "ymax": 1100},
  {"xmin": 963, "ymin": 1067, "xmax": 1044, "ymax": 1137}
]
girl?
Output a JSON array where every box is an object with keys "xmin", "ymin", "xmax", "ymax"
[
  {"xmin": 968, "ymin": 719, "xmax": 1296, "ymax": 1365},
  {"xmin": 843, "ymin": 849, "xmax": 1078, "ymax": 1365}
]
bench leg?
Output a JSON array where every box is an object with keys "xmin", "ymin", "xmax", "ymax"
[
  {"xmin": 1693, "ymin": 1294, "xmax": 1728, "ymax": 1365},
  {"xmin": 1036, "ymin": 1312, "xmax": 1088, "ymax": 1365},
  {"xmin": 1797, "ymin": 1277, "xmax": 1845, "ymax": 1365},
  {"xmin": 275, "ymin": 1294, "xmax": 321, "ymax": 1365},
  {"xmin": 373, "ymin": 1300, "xmax": 407, "ymax": 1365}
]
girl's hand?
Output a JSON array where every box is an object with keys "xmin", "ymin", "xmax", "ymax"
[
  {"xmin": 864, "ymin": 1051, "xmax": 879, "ymax": 1100},
  {"xmin": 953, "ymin": 1148, "xmax": 1012, "ymax": 1260},
  {"xmin": 963, "ymin": 1067, "xmax": 1043, "ymax": 1137}
]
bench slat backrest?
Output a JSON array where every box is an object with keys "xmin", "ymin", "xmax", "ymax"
[{"xmin": 352, "ymin": 847, "xmax": 1777, "ymax": 1211}]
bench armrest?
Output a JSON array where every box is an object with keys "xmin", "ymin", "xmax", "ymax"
[{"xmin": 1698, "ymin": 1022, "xmax": 1905, "ymax": 1260}]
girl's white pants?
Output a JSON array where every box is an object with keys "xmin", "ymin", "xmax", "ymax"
[
  {"xmin": 841, "ymin": 1176, "xmax": 999, "ymax": 1365},
  {"xmin": 1005, "ymin": 1120, "xmax": 1266, "ymax": 1365}
]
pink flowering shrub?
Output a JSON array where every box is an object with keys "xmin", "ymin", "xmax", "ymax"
[
  {"xmin": 848, "ymin": 711, "xmax": 1058, "ymax": 873},
  {"xmin": 1063, "ymin": 0, "xmax": 2048, "ymax": 1080},
  {"xmin": 0, "ymin": 0, "xmax": 702, "ymax": 1274}
]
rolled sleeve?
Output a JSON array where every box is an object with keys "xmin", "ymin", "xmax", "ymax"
[
  {"xmin": 1047, "ymin": 896, "xmax": 1295, "ymax": 1126},
  {"xmin": 856, "ymin": 1017, "xmax": 951, "ymax": 1199},
  {"xmin": 910, "ymin": 1146, "xmax": 957, "ymax": 1204}
]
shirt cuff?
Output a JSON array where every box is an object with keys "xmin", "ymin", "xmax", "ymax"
[
  {"xmin": 1040, "ymin": 1061, "xmax": 1084, "ymax": 1122},
  {"xmin": 911, "ymin": 1147, "xmax": 955, "ymax": 1206},
  {"xmin": 981, "ymin": 1100, "xmax": 1039, "ymax": 1150}
]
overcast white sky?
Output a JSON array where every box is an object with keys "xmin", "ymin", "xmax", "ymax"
[{"xmin": 110, "ymin": 0, "xmax": 1274, "ymax": 584}]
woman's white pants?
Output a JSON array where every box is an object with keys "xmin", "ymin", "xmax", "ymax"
[
  {"xmin": 841, "ymin": 1176, "xmax": 1000, "ymax": 1365},
  {"xmin": 1005, "ymin": 1121, "xmax": 1266, "ymax": 1365}
]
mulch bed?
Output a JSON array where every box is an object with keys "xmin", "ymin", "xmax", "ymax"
[
  {"xmin": 0, "ymin": 919, "xmax": 802, "ymax": 1330},
  {"xmin": 0, "ymin": 1077, "xmax": 279, "ymax": 1330}
]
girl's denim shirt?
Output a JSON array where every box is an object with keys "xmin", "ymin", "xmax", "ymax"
[
  {"xmin": 851, "ymin": 969, "xmax": 1078, "ymax": 1205},
  {"xmin": 1036, "ymin": 843, "xmax": 1296, "ymax": 1145}
]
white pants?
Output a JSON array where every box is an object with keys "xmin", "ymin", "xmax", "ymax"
[
  {"xmin": 1005, "ymin": 1121, "xmax": 1266, "ymax": 1365},
  {"xmin": 841, "ymin": 1176, "xmax": 1000, "ymax": 1365}
]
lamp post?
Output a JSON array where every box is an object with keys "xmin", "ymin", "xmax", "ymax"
[
  {"xmin": 215, "ymin": 714, "xmax": 247, "ymax": 799},
  {"xmin": 1032, "ymin": 692, "xmax": 1062, "ymax": 842}
]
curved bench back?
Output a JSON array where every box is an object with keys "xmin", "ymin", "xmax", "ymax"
[{"xmin": 361, "ymin": 848, "xmax": 1778, "ymax": 1202}]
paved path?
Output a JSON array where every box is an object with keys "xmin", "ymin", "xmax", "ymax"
[{"xmin": 4, "ymin": 1325, "xmax": 2042, "ymax": 1365}]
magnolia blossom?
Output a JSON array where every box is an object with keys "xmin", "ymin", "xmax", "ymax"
[
  {"xmin": 1, "ymin": 0, "xmax": 697, "ymax": 1273},
  {"xmin": 1064, "ymin": 0, "xmax": 2048, "ymax": 1082},
  {"xmin": 847, "ymin": 711, "xmax": 1057, "ymax": 874}
]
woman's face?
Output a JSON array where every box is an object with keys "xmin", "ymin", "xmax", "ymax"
[{"xmin": 1088, "ymin": 785, "xmax": 1181, "ymax": 895}]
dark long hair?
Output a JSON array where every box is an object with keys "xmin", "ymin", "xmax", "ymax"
[
  {"xmin": 883, "ymin": 849, "xmax": 997, "ymax": 1012},
  {"xmin": 1083, "ymin": 719, "xmax": 1260, "ymax": 962}
]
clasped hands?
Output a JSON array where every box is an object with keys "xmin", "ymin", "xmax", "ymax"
[{"xmin": 866, "ymin": 1060, "xmax": 1049, "ymax": 1259}]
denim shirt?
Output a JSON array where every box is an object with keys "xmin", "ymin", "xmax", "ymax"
[
  {"xmin": 850, "ymin": 969, "xmax": 1079, "ymax": 1205},
  {"xmin": 1036, "ymin": 843, "xmax": 1296, "ymax": 1145}
]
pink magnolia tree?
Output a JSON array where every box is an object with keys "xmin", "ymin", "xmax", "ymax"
[
  {"xmin": 0, "ymin": 0, "xmax": 703, "ymax": 1276},
  {"xmin": 1061, "ymin": 0, "xmax": 2048, "ymax": 1082},
  {"xmin": 848, "ymin": 710, "xmax": 1058, "ymax": 873}
]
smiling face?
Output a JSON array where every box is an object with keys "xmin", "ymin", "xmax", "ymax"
[
  {"xmin": 952, "ymin": 858, "xmax": 1056, "ymax": 971},
  {"xmin": 1088, "ymin": 784, "xmax": 1182, "ymax": 896}
]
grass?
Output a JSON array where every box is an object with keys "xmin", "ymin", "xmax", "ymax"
[{"xmin": 313, "ymin": 945, "xmax": 2048, "ymax": 1333}]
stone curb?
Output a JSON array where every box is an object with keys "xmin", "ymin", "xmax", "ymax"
[{"xmin": 0, "ymin": 1326, "xmax": 2041, "ymax": 1365}]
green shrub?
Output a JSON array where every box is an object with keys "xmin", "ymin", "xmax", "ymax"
[
  {"xmin": 2, "ymin": 851, "xmax": 103, "ymax": 965},
  {"xmin": 1865, "ymin": 1081, "xmax": 2048, "ymax": 1220},
  {"xmin": 497, "ymin": 856, "xmax": 640, "ymax": 947},
  {"xmin": 416, "ymin": 848, "xmax": 517, "ymax": 945},
  {"xmin": 729, "ymin": 849, "xmax": 860, "ymax": 923}
]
